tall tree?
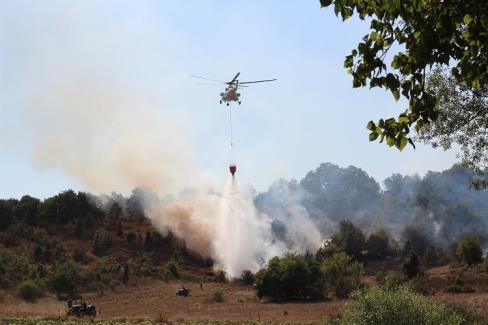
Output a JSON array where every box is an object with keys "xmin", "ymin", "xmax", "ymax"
[{"xmin": 320, "ymin": 1, "xmax": 488, "ymax": 150}]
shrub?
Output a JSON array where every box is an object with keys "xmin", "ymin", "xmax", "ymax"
[
  {"xmin": 380, "ymin": 272, "xmax": 406, "ymax": 290},
  {"xmin": 240, "ymin": 270, "xmax": 255, "ymax": 285},
  {"xmin": 255, "ymin": 253, "xmax": 323, "ymax": 301},
  {"xmin": 166, "ymin": 260, "xmax": 180, "ymax": 279},
  {"xmin": 320, "ymin": 252, "xmax": 362, "ymax": 289},
  {"xmin": 456, "ymin": 235, "xmax": 483, "ymax": 266},
  {"xmin": 215, "ymin": 270, "xmax": 227, "ymax": 283},
  {"xmin": 17, "ymin": 280, "xmax": 43, "ymax": 302},
  {"xmin": 402, "ymin": 250, "xmax": 421, "ymax": 279},
  {"xmin": 340, "ymin": 285, "xmax": 465, "ymax": 325},
  {"xmin": 213, "ymin": 289, "xmax": 224, "ymax": 302},
  {"xmin": 47, "ymin": 262, "xmax": 79, "ymax": 297},
  {"xmin": 93, "ymin": 228, "xmax": 111, "ymax": 256},
  {"xmin": 0, "ymin": 248, "xmax": 30, "ymax": 288}
]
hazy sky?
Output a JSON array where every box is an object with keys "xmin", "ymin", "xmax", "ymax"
[{"xmin": 0, "ymin": 1, "xmax": 458, "ymax": 199}]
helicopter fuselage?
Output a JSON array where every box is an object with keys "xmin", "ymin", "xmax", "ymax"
[{"xmin": 220, "ymin": 86, "xmax": 241, "ymax": 105}]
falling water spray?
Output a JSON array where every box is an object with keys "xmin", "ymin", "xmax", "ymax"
[{"xmin": 212, "ymin": 178, "xmax": 271, "ymax": 278}]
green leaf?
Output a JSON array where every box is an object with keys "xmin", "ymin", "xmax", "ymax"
[
  {"xmin": 320, "ymin": 0, "xmax": 333, "ymax": 7},
  {"xmin": 463, "ymin": 14, "xmax": 473, "ymax": 25},
  {"xmin": 398, "ymin": 116, "xmax": 409, "ymax": 124},
  {"xmin": 369, "ymin": 131, "xmax": 379, "ymax": 141},
  {"xmin": 392, "ymin": 89, "xmax": 400, "ymax": 101},
  {"xmin": 395, "ymin": 134, "xmax": 408, "ymax": 151},
  {"xmin": 366, "ymin": 121, "xmax": 376, "ymax": 131},
  {"xmin": 386, "ymin": 135, "xmax": 396, "ymax": 147},
  {"xmin": 370, "ymin": 31, "xmax": 378, "ymax": 41}
]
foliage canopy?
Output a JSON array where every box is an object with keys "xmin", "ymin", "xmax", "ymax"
[{"xmin": 320, "ymin": 0, "xmax": 488, "ymax": 151}]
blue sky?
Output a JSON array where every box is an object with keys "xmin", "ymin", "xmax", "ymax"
[{"xmin": 0, "ymin": 1, "xmax": 458, "ymax": 199}]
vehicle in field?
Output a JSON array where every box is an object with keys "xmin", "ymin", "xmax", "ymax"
[
  {"xmin": 176, "ymin": 287, "xmax": 191, "ymax": 297},
  {"xmin": 67, "ymin": 299, "xmax": 96, "ymax": 317}
]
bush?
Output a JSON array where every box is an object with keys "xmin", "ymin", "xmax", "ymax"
[
  {"xmin": 255, "ymin": 253, "xmax": 323, "ymax": 301},
  {"xmin": 456, "ymin": 235, "xmax": 483, "ymax": 266},
  {"xmin": 213, "ymin": 289, "xmax": 224, "ymax": 302},
  {"xmin": 17, "ymin": 280, "xmax": 43, "ymax": 302},
  {"xmin": 240, "ymin": 270, "xmax": 255, "ymax": 285},
  {"xmin": 340, "ymin": 285, "xmax": 465, "ymax": 325},
  {"xmin": 402, "ymin": 250, "xmax": 421, "ymax": 279},
  {"xmin": 93, "ymin": 228, "xmax": 111, "ymax": 256},
  {"xmin": 166, "ymin": 260, "xmax": 180, "ymax": 279},
  {"xmin": 320, "ymin": 252, "xmax": 362, "ymax": 291},
  {"xmin": 47, "ymin": 262, "xmax": 79, "ymax": 297},
  {"xmin": 0, "ymin": 248, "xmax": 30, "ymax": 288},
  {"xmin": 215, "ymin": 270, "xmax": 227, "ymax": 283}
]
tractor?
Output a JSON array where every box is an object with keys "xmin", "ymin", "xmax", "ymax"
[
  {"xmin": 176, "ymin": 287, "xmax": 191, "ymax": 297},
  {"xmin": 67, "ymin": 299, "xmax": 96, "ymax": 317}
]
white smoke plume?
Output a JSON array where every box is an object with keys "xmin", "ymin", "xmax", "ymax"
[{"xmin": 144, "ymin": 179, "xmax": 322, "ymax": 278}]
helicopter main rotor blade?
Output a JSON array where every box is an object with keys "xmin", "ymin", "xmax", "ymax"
[
  {"xmin": 228, "ymin": 72, "xmax": 241, "ymax": 84},
  {"xmin": 239, "ymin": 78, "xmax": 277, "ymax": 84},
  {"xmin": 189, "ymin": 74, "xmax": 227, "ymax": 84}
]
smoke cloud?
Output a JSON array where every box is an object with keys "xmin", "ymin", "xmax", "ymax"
[{"xmin": 0, "ymin": 1, "xmax": 193, "ymax": 194}]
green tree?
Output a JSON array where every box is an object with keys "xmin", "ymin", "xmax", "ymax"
[
  {"xmin": 319, "ymin": 0, "xmax": 488, "ymax": 151},
  {"xmin": 15, "ymin": 195, "xmax": 40, "ymax": 226},
  {"xmin": 0, "ymin": 200, "xmax": 17, "ymax": 231},
  {"xmin": 332, "ymin": 220, "xmax": 366, "ymax": 259},
  {"xmin": 366, "ymin": 229, "xmax": 391, "ymax": 260},
  {"xmin": 316, "ymin": 241, "xmax": 342, "ymax": 262},
  {"xmin": 255, "ymin": 253, "xmax": 323, "ymax": 301},
  {"xmin": 456, "ymin": 235, "xmax": 483, "ymax": 266}
]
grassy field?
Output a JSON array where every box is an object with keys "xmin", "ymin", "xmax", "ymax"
[{"xmin": 0, "ymin": 280, "xmax": 342, "ymax": 323}]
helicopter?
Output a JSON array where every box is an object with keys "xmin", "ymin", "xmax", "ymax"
[{"xmin": 190, "ymin": 72, "xmax": 276, "ymax": 106}]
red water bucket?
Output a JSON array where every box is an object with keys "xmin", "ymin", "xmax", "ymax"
[{"xmin": 229, "ymin": 164, "xmax": 237, "ymax": 176}]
